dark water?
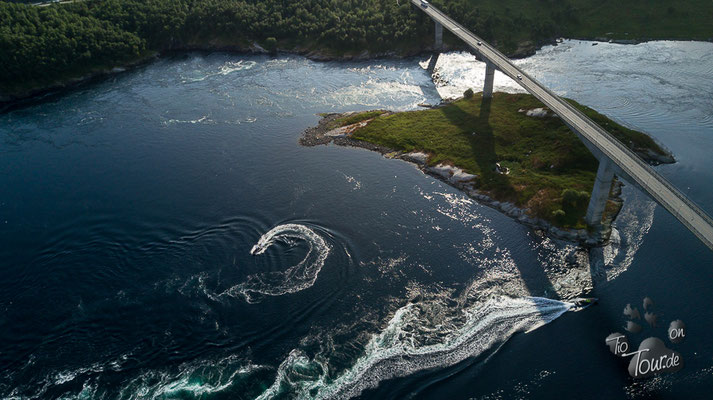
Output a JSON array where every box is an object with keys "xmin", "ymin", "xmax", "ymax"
[{"xmin": 0, "ymin": 41, "xmax": 711, "ymax": 399}]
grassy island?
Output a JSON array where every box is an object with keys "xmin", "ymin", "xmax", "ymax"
[{"xmin": 305, "ymin": 92, "xmax": 672, "ymax": 229}]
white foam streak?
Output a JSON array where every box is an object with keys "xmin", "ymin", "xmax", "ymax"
[
  {"xmin": 328, "ymin": 79, "xmax": 427, "ymax": 110},
  {"xmin": 601, "ymin": 195, "xmax": 657, "ymax": 280},
  {"xmin": 432, "ymin": 52, "xmax": 526, "ymax": 100},
  {"xmin": 113, "ymin": 356, "xmax": 265, "ymax": 400},
  {"xmin": 236, "ymin": 224, "xmax": 331, "ymax": 303},
  {"xmin": 258, "ymin": 296, "xmax": 571, "ymax": 399},
  {"xmin": 182, "ymin": 60, "xmax": 256, "ymax": 83}
]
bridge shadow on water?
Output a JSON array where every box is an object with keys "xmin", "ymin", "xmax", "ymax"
[{"xmin": 441, "ymin": 95, "xmax": 562, "ymax": 299}]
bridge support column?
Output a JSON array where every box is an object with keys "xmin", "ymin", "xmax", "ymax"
[
  {"xmin": 434, "ymin": 21, "xmax": 443, "ymax": 49},
  {"xmin": 427, "ymin": 22, "xmax": 443, "ymax": 74},
  {"xmin": 483, "ymin": 61, "xmax": 495, "ymax": 98},
  {"xmin": 585, "ymin": 158, "xmax": 615, "ymax": 226}
]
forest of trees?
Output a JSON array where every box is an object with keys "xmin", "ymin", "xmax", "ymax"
[
  {"xmin": 1, "ymin": 0, "xmax": 711, "ymax": 97},
  {"xmin": 0, "ymin": 0, "xmax": 434, "ymax": 94}
]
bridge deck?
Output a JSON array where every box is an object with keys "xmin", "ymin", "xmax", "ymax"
[{"xmin": 412, "ymin": 0, "xmax": 713, "ymax": 251}]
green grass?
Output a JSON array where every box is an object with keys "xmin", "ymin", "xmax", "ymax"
[
  {"xmin": 328, "ymin": 110, "xmax": 388, "ymax": 129},
  {"xmin": 568, "ymin": 99, "xmax": 668, "ymax": 155},
  {"xmin": 350, "ymin": 92, "xmax": 664, "ymax": 228}
]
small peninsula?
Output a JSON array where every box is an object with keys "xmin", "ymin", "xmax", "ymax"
[{"xmin": 302, "ymin": 92, "xmax": 674, "ymax": 245}]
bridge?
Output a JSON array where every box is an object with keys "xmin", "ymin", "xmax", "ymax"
[{"xmin": 412, "ymin": 0, "xmax": 713, "ymax": 251}]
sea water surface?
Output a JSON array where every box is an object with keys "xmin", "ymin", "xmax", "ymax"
[{"xmin": 1, "ymin": 40, "xmax": 712, "ymax": 399}]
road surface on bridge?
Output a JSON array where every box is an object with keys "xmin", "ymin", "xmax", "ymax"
[{"xmin": 413, "ymin": 0, "xmax": 713, "ymax": 251}]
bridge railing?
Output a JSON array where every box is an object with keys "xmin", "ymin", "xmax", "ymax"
[
  {"xmin": 422, "ymin": 3, "xmax": 713, "ymax": 231},
  {"xmin": 549, "ymin": 88, "xmax": 713, "ymax": 226},
  {"xmin": 516, "ymin": 60, "xmax": 713, "ymax": 229}
]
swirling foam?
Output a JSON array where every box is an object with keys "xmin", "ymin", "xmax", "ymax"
[
  {"xmin": 182, "ymin": 60, "xmax": 257, "ymax": 83},
  {"xmin": 115, "ymin": 356, "xmax": 265, "ymax": 399},
  {"xmin": 26, "ymin": 355, "xmax": 267, "ymax": 399},
  {"xmin": 233, "ymin": 224, "xmax": 331, "ymax": 303},
  {"xmin": 256, "ymin": 296, "xmax": 571, "ymax": 399},
  {"xmin": 432, "ymin": 52, "xmax": 526, "ymax": 100}
]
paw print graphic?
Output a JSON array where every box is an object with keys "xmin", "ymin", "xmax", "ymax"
[{"xmin": 605, "ymin": 297, "xmax": 686, "ymax": 379}]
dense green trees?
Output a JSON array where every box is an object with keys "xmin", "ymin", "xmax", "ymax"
[
  {"xmin": 0, "ymin": 0, "xmax": 431, "ymax": 93},
  {"xmin": 0, "ymin": 3, "xmax": 143, "ymax": 73},
  {"xmin": 1, "ymin": 0, "xmax": 711, "ymax": 96}
]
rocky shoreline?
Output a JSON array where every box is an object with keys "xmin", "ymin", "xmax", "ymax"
[
  {"xmin": 0, "ymin": 53, "xmax": 161, "ymax": 111},
  {"xmin": 0, "ymin": 42, "xmax": 425, "ymax": 110},
  {"xmin": 0, "ymin": 35, "xmax": 643, "ymax": 110},
  {"xmin": 301, "ymin": 111, "xmax": 648, "ymax": 248},
  {"xmin": 3, "ymin": 35, "xmax": 709, "ymax": 111},
  {"xmin": 0, "ymin": 37, "xmax": 545, "ymax": 109}
]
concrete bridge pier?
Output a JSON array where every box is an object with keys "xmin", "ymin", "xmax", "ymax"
[
  {"xmin": 434, "ymin": 21, "xmax": 443, "ymax": 48},
  {"xmin": 427, "ymin": 21, "xmax": 443, "ymax": 74},
  {"xmin": 585, "ymin": 157, "xmax": 615, "ymax": 226},
  {"xmin": 412, "ymin": 0, "xmax": 713, "ymax": 251},
  {"xmin": 483, "ymin": 61, "xmax": 495, "ymax": 98}
]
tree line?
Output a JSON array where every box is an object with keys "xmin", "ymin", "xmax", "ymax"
[
  {"xmin": 1, "ymin": 0, "xmax": 433, "ymax": 93},
  {"xmin": 1, "ymin": 0, "xmax": 710, "ymax": 95}
]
